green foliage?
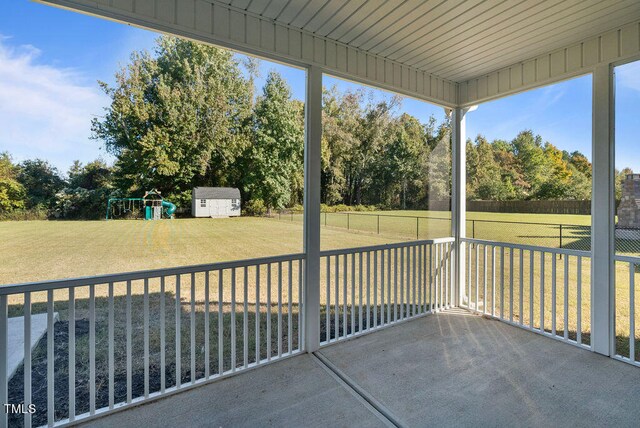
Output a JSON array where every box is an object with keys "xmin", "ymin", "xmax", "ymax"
[
  {"xmin": 0, "ymin": 152, "xmax": 26, "ymax": 213},
  {"xmin": 243, "ymin": 199, "xmax": 267, "ymax": 216},
  {"xmin": 92, "ymin": 36, "xmax": 253, "ymax": 205},
  {"xmin": 242, "ymin": 72, "xmax": 304, "ymax": 212},
  {"xmin": 17, "ymin": 159, "xmax": 65, "ymax": 208},
  {"xmin": 466, "ymin": 131, "xmax": 592, "ymax": 201}
]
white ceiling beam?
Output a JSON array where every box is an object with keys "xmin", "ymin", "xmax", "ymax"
[
  {"xmin": 34, "ymin": 0, "xmax": 458, "ymax": 107},
  {"xmin": 459, "ymin": 20, "xmax": 640, "ymax": 106}
]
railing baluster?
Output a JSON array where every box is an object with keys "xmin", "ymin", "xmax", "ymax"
[
  {"xmin": 564, "ymin": 256, "xmax": 569, "ymax": 340},
  {"xmin": 394, "ymin": 248, "xmax": 398, "ymax": 319},
  {"xmin": 423, "ymin": 245, "xmax": 427, "ymax": 312},
  {"xmin": 509, "ymin": 248, "xmax": 514, "ymax": 322},
  {"xmin": 577, "ymin": 256, "xmax": 582, "ymax": 344},
  {"xmin": 343, "ymin": 254, "xmax": 348, "ymax": 336},
  {"xmin": 380, "ymin": 251, "xmax": 385, "ymax": 325},
  {"xmin": 90, "ymin": 285, "xmax": 96, "ymax": 412},
  {"xmin": 219, "ymin": 270, "xmax": 225, "ymax": 371},
  {"xmin": 374, "ymin": 251, "xmax": 378, "ymax": 326},
  {"xmin": 176, "ymin": 275, "xmax": 182, "ymax": 387},
  {"xmin": 359, "ymin": 252, "xmax": 364, "ymax": 329},
  {"xmin": 367, "ymin": 251, "xmax": 371, "ymax": 329},
  {"xmin": 47, "ymin": 289, "xmax": 54, "ymax": 426},
  {"xmin": 351, "ymin": 253, "xmax": 356, "ymax": 334},
  {"xmin": 160, "ymin": 278, "xmax": 165, "ymax": 391},
  {"xmin": 433, "ymin": 244, "xmax": 441, "ymax": 311},
  {"xmin": 278, "ymin": 262, "xmax": 283, "ymax": 356},
  {"xmin": 231, "ymin": 268, "xmax": 236, "ymax": 371},
  {"xmin": 387, "ymin": 249, "xmax": 392, "ymax": 322},
  {"xmin": 519, "ymin": 250, "xmax": 524, "ymax": 325},
  {"xmin": 467, "ymin": 243, "xmax": 471, "ymax": 310},
  {"xmin": 552, "ymin": 256, "xmax": 557, "ymax": 336},
  {"xmin": 144, "ymin": 278, "xmax": 150, "ymax": 395},
  {"xmin": 108, "ymin": 282, "xmax": 114, "ymax": 407},
  {"xmin": 411, "ymin": 245, "xmax": 417, "ymax": 316},
  {"xmin": 491, "ymin": 246, "xmax": 496, "ymax": 317},
  {"xmin": 334, "ymin": 255, "xmax": 339, "ymax": 339},
  {"xmin": 191, "ymin": 273, "xmax": 196, "ymax": 383},
  {"xmin": 69, "ymin": 286, "xmax": 76, "ymax": 420},
  {"xmin": 326, "ymin": 257, "xmax": 330, "ymax": 342},
  {"xmin": 417, "ymin": 245, "xmax": 422, "ymax": 314},
  {"xmin": 475, "ymin": 243, "xmax": 479, "ymax": 312},
  {"xmin": 127, "ymin": 280, "xmax": 133, "ymax": 400},
  {"xmin": 428, "ymin": 245, "xmax": 432, "ymax": 313},
  {"xmin": 298, "ymin": 260, "xmax": 303, "ymax": 351},
  {"xmin": 483, "ymin": 245, "xmax": 487, "ymax": 314},
  {"xmin": 289, "ymin": 260, "xmax": 294, "ymax": 353},
  {"xmin": 24, "ymin": 291, "xmax": 31, "ymax": 428},
  {"xmin": 529, "ymin": 251, "xmax": 534, "ymax": 329},
  {"xmin": 266, "ymin": 265, "xmax": 271, "ymax": 361},
  {"xmin": 500, "ymin": 247, "xmax": 504, "ymax": 320},
  {"xmin": 244, "ymin": 266, "xmax": 249, "ymax": 366},
  {"xmin": 401, "ymin": 247, "xmax": 405, "ymax": 318},
  {"xmin": 255, "ymin": 266, "xmax": 261, "ymax": 363},
  {"xmin": 450, "ymin": 243, "xmax": 455, "ymax": 309},
  {"xmin": 630, "ymin": 262, "xmax": 635, "ymax": 361},
  {"xmin": 540, "ymin": 252, "xmax": 545, "ymax": 333},
  {"xmin": 205, "ymin": 272, "xmax": 210, "ymax": 377}
]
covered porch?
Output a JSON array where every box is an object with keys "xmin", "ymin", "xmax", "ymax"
[
  {"xmin": 80, "ymin": 310, "xmax": 640, "ymax": 427},
  {"xmin": 3, "ymin": 0, "xmax": 640, "ymax": 426}
]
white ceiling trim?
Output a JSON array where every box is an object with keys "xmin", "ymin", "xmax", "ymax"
[
  {"xmin": 459, "ymin": 20, "xmax": 640, "ymax": 106},
  {"xmin": 35, "ymin": 0, "xmax": 458, "ymax": 107}
]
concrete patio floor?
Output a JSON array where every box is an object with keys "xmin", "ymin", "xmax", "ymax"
[{"xmin": 81, "ymin": 309, "xmax": 640, "ymax": 427}]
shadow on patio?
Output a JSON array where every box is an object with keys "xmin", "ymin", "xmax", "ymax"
[{"xmin": 79, "ymin": 309, "xmax": 640, "ymax": 427}]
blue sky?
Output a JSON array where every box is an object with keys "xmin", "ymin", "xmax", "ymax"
[{"xmin": 1, "ymin": 1, "xmax": 639, "ymax": 174}]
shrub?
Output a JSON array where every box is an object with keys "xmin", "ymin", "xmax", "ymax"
[{"xmin": 244, "ymin": 199, "xmax": 267, "ymax": 216}]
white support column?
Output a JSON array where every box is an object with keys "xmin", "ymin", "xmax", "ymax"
[
  {"xmin": 591, "ymin": 63, "xmax": 615, "ymax": 356},
  {"xmin": 451, "ymin": 106, "xmax": 473, "ymax": 307},
  {"xmin": 303, "ymin": 65, "xmax": 322, "ymax": 353}
]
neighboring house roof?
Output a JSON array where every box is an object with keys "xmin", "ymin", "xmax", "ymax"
[{"xmin": 193, "ymin": 187, "xmax": 241, "ymax": 200}]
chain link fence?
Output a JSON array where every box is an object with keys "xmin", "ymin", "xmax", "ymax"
[{"xmin": 269, "ymin": 210, "xmax": 640, "ymax": 255}]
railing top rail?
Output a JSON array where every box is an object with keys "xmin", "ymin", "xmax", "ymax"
[
  {"xmin": 462, "ymin": 237, "xmax": 591, "ymax": 257},
  {"xmin": 613, "ymin": 253, "xmax": 640, "ymax": 263},
  {"xmin": 0, "ymin": 252, "xmax": 306, "ymax": 296},
  {"xmin": 320, "ymin": 237, "xmax": 454, "ymax": 257}
]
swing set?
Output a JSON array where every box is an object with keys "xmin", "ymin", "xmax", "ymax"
[{"xmin": 105, "ymin": 189, "xmax": 177, "ymax": 220}]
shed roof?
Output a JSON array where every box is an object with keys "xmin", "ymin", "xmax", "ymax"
[{"xmin": 193, "ymin": 187, "xmax": 241, "ymax": 199}]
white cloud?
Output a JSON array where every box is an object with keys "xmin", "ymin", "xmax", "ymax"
[{"xmin": 0, "ymin": 37, "xmax": 109, "ymax": 172}]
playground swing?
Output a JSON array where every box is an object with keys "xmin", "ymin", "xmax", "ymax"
[{"xmin": 105, "ymin": 189, "xmax": 177, "ymax": 220}]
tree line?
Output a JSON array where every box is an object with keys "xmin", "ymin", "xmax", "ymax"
[{"xmin": 0, "ymin": 36, "xmax": 634, "ymax": 220}]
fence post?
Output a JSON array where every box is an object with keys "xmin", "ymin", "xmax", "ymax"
[
  {"xmin": 416, "ymin": 217, "xmax": 419, "ymax": 240},
  {"xmin": 347, "ymin": 213, "xmax": 350, "ymax": 230},
  {"xmin": 472, "ymin": 220, "xmax": 475, "ymax": 239},
  {"xmin": 324, "ymin": 212, "xmax": 327, "ymax": 226},
  {"xmin": 377, "ymin": 215, "xmax": 380, "ymax": 234}
]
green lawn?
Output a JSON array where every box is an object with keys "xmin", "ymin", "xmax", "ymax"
[
  {"xmin": 281, "ymin": 210, "xmax": 593, "ymax": 250},
  {"xmin": 3, "ymin": 213, "xmax": 640, "ymax": 425}
]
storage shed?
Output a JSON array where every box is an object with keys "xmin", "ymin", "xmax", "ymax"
[{"xmin": 192, "ymin": 187, "xmax": 241, "ymax": 218}]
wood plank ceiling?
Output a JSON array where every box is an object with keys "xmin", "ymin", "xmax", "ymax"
[{"xmin": 219, "ymin": 0, "xmax": 640, "ymax": 82}]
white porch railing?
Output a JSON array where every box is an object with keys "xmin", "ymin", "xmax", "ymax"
[
  {"xmin": 9, "ymin": 236, "xmax": 640, "ymax": 427},
  {"xmin": 319, "ymin": 237, "xmax": 455, "ymax": 346},
  {"xmin": 461, "ymin": 238, "xmax": 592, "ymax": 350},
  {"xmin": 0, "ymin": 254, "xmax": 304, "ymax": 427},
  {"xmin": 613, "ymin": 253, "xmax": 640, "ymax": 367}
]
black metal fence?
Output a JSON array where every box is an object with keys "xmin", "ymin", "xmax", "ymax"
[{"xmin": 271, "ymin": 211, "xmax": 598, "ymax": 252}]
